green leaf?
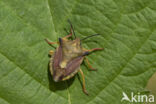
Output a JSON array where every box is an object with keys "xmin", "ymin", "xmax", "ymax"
[{"xmin": 0, "ymin": 0, "xmax": 156, "ymax": 104}]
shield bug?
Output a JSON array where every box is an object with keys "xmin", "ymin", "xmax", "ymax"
[{"xmin": 45, "ymin": 20, "xmax": 103, "ymax": 95}]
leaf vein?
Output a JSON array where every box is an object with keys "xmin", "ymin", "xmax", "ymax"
[
  {"xmin": 87, "ymin": 29, "xmax": 155, "ymax": 104},
  {"xmin": 0, "ymin": 51, "xmax": 67, "ymax": 102}
]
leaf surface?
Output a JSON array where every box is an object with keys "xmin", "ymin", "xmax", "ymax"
[{"xmin": 0, "ymin": 0, "xmax": 156, "ymax": 104}]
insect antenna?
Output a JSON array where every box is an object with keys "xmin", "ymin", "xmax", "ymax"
[
  {"xmin": 68, "ymin": 19, "xmax": 76, "ymax": 39},
  {"xmin": 80, "ymin": 34, "xmax": 100, "ymax": 41},
  {"xmin": 64, "ymin": 28, "xmax": 70, "ymax": 34}
]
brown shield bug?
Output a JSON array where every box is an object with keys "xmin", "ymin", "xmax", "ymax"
[{"xmin": 45, "ymin": 20, "xmax": 103, "ymax": 95}]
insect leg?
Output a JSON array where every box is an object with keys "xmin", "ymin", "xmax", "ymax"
[
  {"xmin": 45, "ymin": 39, "xmax": 58, "ymax": 45},
  {"xmin": 85, "ymin": 48, "xmax": 104, "ymax": 52},
  {"xmin": 49, "ymin": 50, "xmax": 54, "ymax": 56},
  {"xmin": 85, "ymin": 57, "xmax": 96, "ymax": 71},
  {"xmin": 79, "ymin": 69, "xmax": 88, "ymax": 95}
]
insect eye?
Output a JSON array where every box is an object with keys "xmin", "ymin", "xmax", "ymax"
[{"xmin": 83, "ymin": 52, "xmax": 89, "ymax": 56}]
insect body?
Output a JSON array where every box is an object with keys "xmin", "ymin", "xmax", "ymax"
[{"xmin": 45, "ymin": 21, "xmax": 103, "ymax": 95}]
